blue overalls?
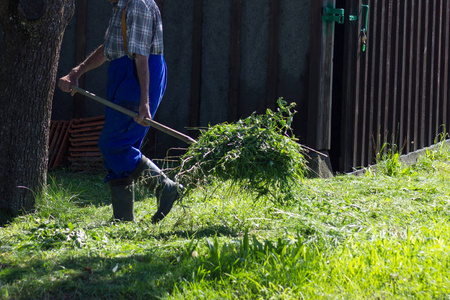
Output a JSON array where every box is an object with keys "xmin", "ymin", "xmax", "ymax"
[{"xmin": 98, "ymin": 54, "xmax": 167, "ymax": 182}]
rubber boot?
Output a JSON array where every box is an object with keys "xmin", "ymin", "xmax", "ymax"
[
  {"xmin": 109, "ymin": 177, "xmax": 135, "ymax": 222},
  {"xmin": 129, "ymin": 155, "xmax": 183, "ymax": 223}
]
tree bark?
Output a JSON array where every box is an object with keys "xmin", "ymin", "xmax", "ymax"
[{"xmin": 0, "ymin": 0, "xmax": 75, "ymax": 215}]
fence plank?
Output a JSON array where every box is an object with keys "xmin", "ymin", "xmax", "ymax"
[
  {"xmin": 307, "ymin": 0, "xmax": 335, "ymax": 151},
  {"xmin": 443, "ymin": 1, "xmax": 450, "ymax": 131},
  {"xmin": 434, "ymin": 0, "xmax": 443, "ymax": 136},
  {"xmin": 341, "ymin": 0, "xmax": 361, "ymax": 170},
  {"xmin": 420, "ymin": 0, "xmax": 430, "ymax": 147},
  {"xmin": 390, "ymin": 0, "xmax": 401, "ymax": 149},
  {"xmin": 189, "ymin": 0, "xmax": 203, "ymax": 132},
  {"xmin": 266, "ymin": 0, "xmax": 281, "ymax": 111},
  {"xmin": 228, "ymin": 0, "xmax": 242, "ymax": 122},
  {"xmin": 407, "ymin": 2, "xmax": 416, "ymax": 152},
  {"xmin": 398, "ymin": 1, "xmax": 407, "ymax": 151},
  {"xmin": 367, "ymin": 0, "xmax": 379, "ymax": 164},
  {"xmin": 74, "ymin": 0, "xmax": 87, "ymax": 118},
  {"xmin": 429, "ymin": 0, "xmax": 437, "ymax": 144}
]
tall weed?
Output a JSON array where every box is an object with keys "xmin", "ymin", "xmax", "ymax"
[{"xmin": 375, "ymin": 143, "xmax": 402, "ymax": 176}]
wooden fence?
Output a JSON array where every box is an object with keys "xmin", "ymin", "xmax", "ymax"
[{"xmin": 337, "ymin": 0, "xmax": 450, "ymax": 171}]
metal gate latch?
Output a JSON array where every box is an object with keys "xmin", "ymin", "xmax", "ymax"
[
  {"xmin": 323, "ymin": 7, "xmax": 359, "ymax": 24},
  {"xmin": 323, "ymin": 7, "xmax": 345, "ymax": 24}
]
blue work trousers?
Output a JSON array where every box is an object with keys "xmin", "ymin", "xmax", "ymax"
[{"xmin": 98, "ymin": 55, "xmax": 167, "ymax": 182}]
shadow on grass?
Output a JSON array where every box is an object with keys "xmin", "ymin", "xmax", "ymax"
[
  {"xmin": 1, "ymin": 223, "xmax": 242, "ymax": 299},
  {"xmin": 1, "ymin": 250, "xmax": 192, "ymax": 299},
  {"xmin": 153, "ymin": 224, "xmax": 241, "ymax": 241},
  {"xmin": 75, "ymin": 219, "xmax": 241, "ymax": 243}
]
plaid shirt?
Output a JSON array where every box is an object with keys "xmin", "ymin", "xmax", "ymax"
[{"xmin": 104, "ymin": 0, "xmax": 164, "ymax": 61}]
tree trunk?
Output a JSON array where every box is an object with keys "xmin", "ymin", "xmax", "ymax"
[{"xmin": 0, "ymin": 0, "xmax": 75, "ymax": 215}]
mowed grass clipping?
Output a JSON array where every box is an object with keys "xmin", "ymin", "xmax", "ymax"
[
  {"xmin": 1, "ymin": 135, "xmax": 450, "ymax": 298},
  {"xmin": 175, "ymin": 99, "xmax": 307, "ymax": 204}
]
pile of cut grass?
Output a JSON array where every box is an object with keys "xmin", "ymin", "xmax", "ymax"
[{"xmin": 176, "ymin": 99, "xmax": 307, "ymax": 204}]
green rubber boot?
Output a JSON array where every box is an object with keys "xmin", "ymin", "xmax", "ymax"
[
  {"xmin": 109, "ymin": 177, "xmax": 135, "ymax": 222},
  {"xmin": 129, "ymin": 155, "xmax": 183, "ymax": 223}
]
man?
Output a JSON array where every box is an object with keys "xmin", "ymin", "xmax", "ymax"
[{"xmin": 58, "ymin": 0, "xmax": 182, "ymax": 223}]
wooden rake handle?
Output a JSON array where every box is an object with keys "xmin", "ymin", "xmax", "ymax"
[{"xmin": 71, "ymin": 86, "xmax": 196, "ymax": 144}]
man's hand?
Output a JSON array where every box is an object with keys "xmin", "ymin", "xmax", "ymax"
[
  {"xmin": 58, "ymin": 45, "xmax": 107, "ymax": 95},
  {"xmin": 134, "ymin": 100, "xmax": 152, "ymax": 126},
  {"xmin": 58, "ymin": 72, "xmax": 78, "ymax": 95}
]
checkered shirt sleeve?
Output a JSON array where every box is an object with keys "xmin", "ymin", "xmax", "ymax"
[{"xmin": 104, "ymin": 0, "xmax": 164, "ymax": 61}]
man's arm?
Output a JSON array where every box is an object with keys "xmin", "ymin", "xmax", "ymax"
[
  {"xmin": 133, "ymin": 53, "xmax": 151, "ymax": 125},
  {"xmin": 58, "ymin": 45, "xmax": 107, "ymax": 93}
]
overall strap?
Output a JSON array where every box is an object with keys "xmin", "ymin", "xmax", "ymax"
[{"xmin": 121, "ymin": 0, "xmax": 131, "ymax": 53}]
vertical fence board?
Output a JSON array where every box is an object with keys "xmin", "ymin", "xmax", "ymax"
[
  {"xmin": 359, "ymin": 10, "xmax": 370, "ymax": 166},
  {"xmin": 307, "ymin": 0, "xmax": 336, "ymax": 151},
  {"xmin": 390, "ymin": 1, "xmax": 400, "ymax": 149},
  {"xmin": 189, "ymin": 0, "xmax": 203, "ymax": 132},
  {"xmin": 266, "ymin": 0, "xmax": 281, "ymax": 111},
  {"xmin": 74, "ymin": 0, "xmax": 87, "ymax": 118},
  {"xmin": 341, "ymin": 0, "xmax": 361, "ymax": 170},
  {"xmin": 414, "ymin": 0, "xmax": 421, "ymax": 147},
  {"xmin": 398, "ymin": 1, "xmax": 407, "ymax": 151},
  {"xmin": 228, "ymin": 0, "xmax": 242, "ymax": 122},
  {"xmin": 434, "ymin": 0, "xmax": 443, "ymax": 137},
  {"xmin": 443, "ymin": 1, "xmax": 450, "ymax": 130},
  {"xmin": 429, "ymin": 0, "xmax": 438, "ymax": 144},
  {"xmin": 420, "ymin": 0, "xmax": 430, "ymax": 147},
  {"xmin": 383, "ymin": 0, "xmax": 392, "ymax": 148},
  {"xmin": 367, "ymin": 0, "xmax": 378, "ymax": 164},
  {"xmin": 405, "ymin": 2, "xmax": 415, "ymax": 153},
  {"xmin": 374, "ymin": 0, "xmax": 383, "ymax": 154}
]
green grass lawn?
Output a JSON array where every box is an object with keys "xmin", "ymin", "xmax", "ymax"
[{"xmin": 1, "ymin": 146, "xmax": 450, "ymax": 299}]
